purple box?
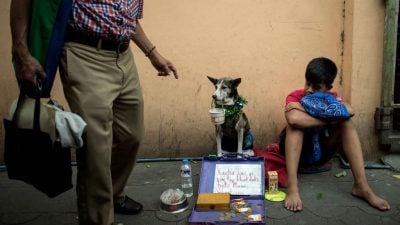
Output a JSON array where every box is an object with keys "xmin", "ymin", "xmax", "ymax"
[{"xmin": 189, "ymin": 154, "xmax": 266, "ymax": 225}]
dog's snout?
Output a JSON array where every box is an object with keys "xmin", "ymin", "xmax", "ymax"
[{"xmin": 212, "ymin": 94, "xmax": 217, "ymax": 99}]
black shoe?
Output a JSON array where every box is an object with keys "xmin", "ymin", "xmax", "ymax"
[{"xmin": 114, "ymin": 196, "xmax": 143, "ymax": 215}]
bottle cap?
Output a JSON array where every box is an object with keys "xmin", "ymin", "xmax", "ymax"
[{"xmin": 182, "ymin": 159, "xmax": 189, "ymax": 164}]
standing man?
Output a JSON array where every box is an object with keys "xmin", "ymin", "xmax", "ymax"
[{"xmin": 10, "ymin": 0, "xmax": 178, "ymax": 225}]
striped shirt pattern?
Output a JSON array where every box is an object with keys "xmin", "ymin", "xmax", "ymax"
[{"xmin": 69, "ymin": 0, "xmax": 144, "ymax": 40}]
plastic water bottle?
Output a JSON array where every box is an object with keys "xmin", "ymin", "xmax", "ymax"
[{"xmin": 180, "ymin": 159, "xmax": 193, "ymax": 197}]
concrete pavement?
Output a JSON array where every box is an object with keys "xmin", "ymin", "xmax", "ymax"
[{"xmin": 0, "ymin": 157, "xmax": 399, "ymax": 225}]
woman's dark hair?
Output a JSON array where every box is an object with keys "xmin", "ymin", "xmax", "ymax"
[{"xmin": 305, "ymin": 57, "xmax": 337, "ymax": 87}]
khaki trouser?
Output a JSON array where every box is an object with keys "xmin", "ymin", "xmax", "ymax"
[{"xmin": 59, "ymin": 42, "xmax": 144, "ymax": 225}]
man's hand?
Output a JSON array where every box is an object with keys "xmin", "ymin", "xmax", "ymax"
[
  {"xmin": 285, "ymin": 102, "xmax": 305, "ymax": 112},
  {"xmin": 148, "ymin": 50, "xmax": 178, "ymax": 79},
  {"xmin": 130, "ymin": 21, "xmax": 178, "ymax": 79},
  {"xmin": 12, "ymin": 49, "xmax": 46, "ymax": 94},
  {"xmin": 343, "ymin": 102, "xmax": 355, "ymax": 116},
  {"xmin": 285, "ymin": 102, "xmax": 326, "ymax": 129}
]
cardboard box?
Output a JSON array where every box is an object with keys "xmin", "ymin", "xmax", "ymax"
[
  {"xmin": 267, "ymin": 171, "xmax": 278, "ymax": 193},
  {"xmin": 196, "ymin": 192, "xmax": 230, "ymax": 211}
]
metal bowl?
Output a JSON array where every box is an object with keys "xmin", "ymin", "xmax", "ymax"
[{"xmin": 160, "ymin": 189, "xmax": 189, "ymax": 213}]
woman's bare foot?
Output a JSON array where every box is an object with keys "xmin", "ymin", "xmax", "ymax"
[
  {"xmin": 284, "ymin": 187, "xmax": 303, "ymax": 212},
  {"xmin": 351, "ymin": 184, "xmax": 390, "ymax": 211}
]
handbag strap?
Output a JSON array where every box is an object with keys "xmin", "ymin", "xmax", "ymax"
[
  {"xmin": 12, "ymin": 92, "xmax": 41, "ymax": 132},
  {"xmin": 33, "ymin": 95, "xmax": 41, "ymax": 131}
]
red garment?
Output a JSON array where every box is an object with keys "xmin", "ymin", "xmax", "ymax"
[
  {"xmin": 70, "ymin": 0, "xmax": 144, "ymax": 40},
  {"xmin": 254, "ymin": 145, "xmax": 288, "ymax": 188},
  {"xmin": 286, "ymin": 89, "xmax": 342, "ymax": 105}
]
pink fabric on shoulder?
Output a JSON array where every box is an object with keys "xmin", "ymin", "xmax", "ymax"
[
  {"xmin": 285, "ymin": 89, "xmax": 341, "ymax": 105},
  {"xmin": 286, "ymin": 89, "xmax": 305, "ymax": 105}
]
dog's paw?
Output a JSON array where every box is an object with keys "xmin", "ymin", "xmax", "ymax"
[{"xmin": 242, "ymin": 149, "xmax": 255, "ymax": 156}]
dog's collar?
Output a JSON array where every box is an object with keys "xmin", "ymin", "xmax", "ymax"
[{"xmin": 214, "ymin": 96, "xmax": 248, "ymax": 117}]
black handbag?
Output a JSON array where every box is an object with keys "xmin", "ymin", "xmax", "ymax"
[{"xmin": 3, "ymin": 93, "xmax": 73, "ymax": 198}]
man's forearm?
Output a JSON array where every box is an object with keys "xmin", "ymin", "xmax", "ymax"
[
  {"xmin": 285, "ymin": 109, "xmax": 327, "ymax": 129},
  {"xmin": 131, "ymin": 21, "xmax": 158, "ymax": 57},
  {"xmin": 10, "ymin": 0, "xmax": 32, "ymax": 56},
  {"xmin": 10, "ymin": 0, "xmax": 47, "ymax": 90}
]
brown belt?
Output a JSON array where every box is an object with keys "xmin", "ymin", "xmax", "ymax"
[{"xmin": 65, "ymin": 30, "xmax": 130, "ymax": 53}]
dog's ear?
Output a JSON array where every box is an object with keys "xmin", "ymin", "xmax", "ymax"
[
  {"xmin": 207, "ymin": 76, "xmax": 218, "ymax": 85},
  {"xmin": 232, "ymin": 78, "xmax": 241, "ymax": 87}
]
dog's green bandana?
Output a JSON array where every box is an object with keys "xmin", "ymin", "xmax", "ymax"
[{"xmin": 214, "ymin": 96, "xmax": 248, "ymax": 117}]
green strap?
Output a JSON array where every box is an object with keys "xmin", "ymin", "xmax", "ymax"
[{"xmin": 28, "ymin": 0, "xmax": 61, "ymax": 65}]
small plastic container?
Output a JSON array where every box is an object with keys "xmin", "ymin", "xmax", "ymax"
[{"xmin": 209, "ymin": 108, "xmax": 225, "ymax": 125}]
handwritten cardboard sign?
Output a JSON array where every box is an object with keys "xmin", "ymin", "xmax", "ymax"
[{"xmin": 213, "ymin": 164, "xmax": 262, "ymax": 195}]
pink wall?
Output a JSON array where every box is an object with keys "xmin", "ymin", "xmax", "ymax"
[{"xmin": 0, "ymin": 0, "xmax": 387, "ymax": 160}]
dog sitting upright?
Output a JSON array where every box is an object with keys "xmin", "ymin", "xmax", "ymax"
[{"xmin": 207, "ymin": 76, "xmax": 254, "ymax": 156}]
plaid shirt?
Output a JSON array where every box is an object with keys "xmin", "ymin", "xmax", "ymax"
[{"xmin": 69, "ymin": 0, "xmax": 144, "ymax": 40}]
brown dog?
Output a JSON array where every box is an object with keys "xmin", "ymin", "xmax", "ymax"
[{"xmin": 208, "ymin": 76, "xmax": 253, "ymax": 156}]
